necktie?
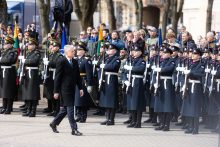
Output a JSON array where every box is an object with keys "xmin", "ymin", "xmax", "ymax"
[{"xmin": 69, "ymin": 59, "xmax": 72, "ymax": 65}]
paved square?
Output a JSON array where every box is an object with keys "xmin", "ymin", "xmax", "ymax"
[{"xmin": 0, "ymin": 101, "xmax": 218, "ymax": 147}]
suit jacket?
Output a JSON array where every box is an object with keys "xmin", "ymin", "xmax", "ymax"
[{"xmin": 54, "ymin": 57, "xmax": 82, "ymax": 106}]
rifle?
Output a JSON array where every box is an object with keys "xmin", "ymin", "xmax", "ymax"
[
  {"xmin": 209, "ymin": 51, "xmax": 216, "ymax": 96},
  {"xmin": 175, "ymin": 62, "xmax": 180, "ymax": 92},
  {"xmin": 92, "ymin": 54, "xmax": 98, "ymax": 77},
  {"xmin": 203, "ymin": 61, "xmax": 210, "ymax": 93},
  {"xmin": 154, "ymin": 47, "xmax": 160, "ymax": 95},
  {"xmin": 125, "ymin": 42, "xmax": 132, "ymax": 93},
  {"xmin": 182, "ymin": 43, "xmax": 189, "ymax": 99},
  {"xmin": 43, "ymin": 39, "xmax": 50, "ymax": 83},
  {"xmin": 143, "ymin": 47, "xmax": 149, "ymax": 84},
  {"xmin": 150, "ymin": 54, "xmax": 156, "ymax": 90},
  {"xmin": 98, "ymin": 50, "xmax": 105, "ymax": 91},
  {"xmin": 19, "ymin": 39, "xmax": 27, "ymax": 83}
]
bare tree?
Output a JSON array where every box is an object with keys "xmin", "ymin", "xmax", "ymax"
[
  {"xmin": 162, "ymin": 0, "xmax": 171, "ymax": 39},
  {"xmin": 74, "ymin": 0, "xmax": 98, "ymax": 31},
  {"xmin": 0, "ymin": 0, "xmax": 7, "ymax": 25},
  {"xmin": 170, "ymin": 0, "xmax": 184, "ymax": 34},
  {"xmin": 134, "ymin": 0, "xmax": 143, "ymax": 30},
  {"xmin": 106, "ymin": 0, "xmax": 116, "ymax": 31},
  {"xmin": 36, "ymin": 0, "xmax": 50, "ymax": 41},
  {"xmin": 206, "ymin": 0, "xmax": 214, "ymax": 33}
]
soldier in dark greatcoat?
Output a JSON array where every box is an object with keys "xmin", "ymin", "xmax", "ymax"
[
  {"xmin": 154, "ymin": 47, "xmax": 175, "ymax": 131},
  {"xmin": 99, "ymin": 44, "xmax": 121, "ymax": 126},
  {"xmin": 43, "ymin": 39, "xmax": 63, "ymax": 117},
  {"xmin": 124, "ymin": 44, "xmax": 146, "ymax": 128},
  {"xmin": 0, "ymin": 36, "xmax": 18, "ymax": 114},
  {"xmin": 21, "ymin": 38, "xmax": 41, "ymax": 117},
  {"xmin": 182, "ymin": 48, "xmax": 205, "ymax": 134},
  {"xmin": 74, "ymin": 41, "xmax": 94, "ymax": 123}
]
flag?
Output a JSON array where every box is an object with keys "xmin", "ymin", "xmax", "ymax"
[
  {"xmin": 158, "ymin": 28, "xmax": 162, "ymax": 47},
  {"xmin": 61, "ymin": 23, "xmax": 67, "ymax": 54},
  {"xmin": 96, "ymin": 25, "xmax": 103, "ymax": 55},
  {"xmin": 13, "ymin": 22, "xmax": 20, "ymax": 85},
  {"xmin": 13, "ymin": 22, "xmax": 20, "ymax": 51}
]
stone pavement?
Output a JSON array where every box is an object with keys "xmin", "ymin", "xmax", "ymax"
[{"xmin": 0, "ymin": 101, "xmax": 219, "ymax": 147}]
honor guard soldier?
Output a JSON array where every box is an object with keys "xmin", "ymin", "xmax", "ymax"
[
  {"xmin": 43, "ymin": 39, "xmax": 63, "ymax": 117},
  {"xmin": 206, "ymin": 48, "xmax": 220, "ymax": 131},
  {"xmin": 75, "ymin": 41, "xmax": 94, "ymax": 123},
  {"xmin": 182, "ymin": 48, "xmax": 205, "ymax": 134},
  {"xmin": 144, "ymin": 45, "xmax": 158, "ymax": 124},
  {"xmin": 99, "ymin": 44, "xmax": 121, "ymax": 126},
  {"xmin": 201, "ymin": 47, "xmax": 211, "ymax": 125},
  {"xmin": 42, "ymin": 40, "xmax": 54, "ymax": 114},
  {"xmin": 124, "ymin": 45, "xmax": 146, "ymax": 128},
  {"xmin": 0, "ymin": 36, "xmax": 18, "ymax": 114},
  {"xmin": 170, "ymin": 45, "xmax": 180, "ymax": 122},
  {"xmin": 21, "ymin": 38, "xmax": 41, "ymax": 117},
  {"xmin": 154, "ymin": 47, "xmax": 175, "ymax": 131},
  {"xmin": 118, "ymin": 47, "xmax": 127, "ymax": 113},
  {"xmin": 92, "ymin": 43, "xmax": 107, "ymax": 116}
]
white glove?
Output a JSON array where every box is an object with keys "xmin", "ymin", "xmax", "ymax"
[
  {"xmin": 179, "ymin": 67, "xmax": 185, "ymax": 72},
  {"xmin": 22, "ymin": 59, "xmax": 26, "ymax": 63},
  {"xmin": 92, "ymin": 60, "xmax": 98, "ymax": 65},
  {"xmin": 126, "ymin": 65, "xmax": 133, "ymax": 71},
  {"xmin": 211, "ymin": 70, "xmax": 217, "ymax": 75},
  {"xmin": 44, "ymin": 60, "xmax": 49, "ymax": 66},
  {"xmin": 87, "ymin": 86, "xmax": 92, "ymax": 93},
  {"xmin": 18, "ymin": 55, "xmax": 24, "ymax": 60},
  {"xmin": 124, "ymin": 64, "xmax": 129, "ymax": 70},
  {"xmin": 176, "ymin": 67, "xmax": 181, "ymax": 71},
  {"xmin": 205, "ymin": 68, "xmax": 211, "ymax": 73},
  {"xmin": 154, "ymin": 67, "xmax": 161, "ymax": 72},
  {"xmin": 43, "ymin": 57, "xmax": 48, "ymax": 62},
  {"xmin": 124, "ymin": 80, "xmax": 130, "ymax": 87},
  {"xmin": 100, "ymin": 63, "xmax": 105, "ymax": 68},
  {"xmin": 146, "ymin": 64, "xmax": 150, "ymax": 68},
  {"xmin": 154, "ymin": 83, "xmax": 159, "ymax": 88},
  {"xmin": 184, "ymin": 69, "xmax": 190, "ymax": 75},
  {"xmin": 151, "ymin": 65, "xmax": 156, "ymax": 70}
]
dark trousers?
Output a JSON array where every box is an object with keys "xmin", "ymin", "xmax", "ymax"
[
  {"xmin": 131, "ymin": 110, "xmax": 142, "ymax": 125},
  {"xmin": 52, "ymin": 106, "xmax": 78, "ymax": 130},
  {"xmin": 106, "ymin": 108, "xmax": 116, "ymax": 122},
  {"xmin": 64, "ymin": 21, "xmax": 70, "ymax": 38},
  {"xmin": 188, "ymin": 117, "xmax": 199, "ymax": 132},
  {"xmin": 2, "ymin": 98, "xmax": 13, "ymax": 112},
  {"xmin": 159, "ymin": 112, "xmax": 172, "ymax": 127},
  {"xmin": 76, "ymin": 106, "xmax": 88, "ymax": 121}
]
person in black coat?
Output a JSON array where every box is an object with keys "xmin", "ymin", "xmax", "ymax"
[
  {"xmin": 21, "ymin": 38, "xmax": 41, "ymax": 117},
  {"xmin": 74, "ymin": 42, "xmax": 94, "ymax": 123},
  {"xmin": 99, "ymin": 44, "xmax": 121, "ymax": 126},
  {"xmin": 124, "ymin": 45, "xmax": 146, "ymax": 128},
  {"xmin": 0, "ymin": 36, "xmax": 18, "ymax": 114},
  {"xmin": 43, "ymin": 39, "xmax": 63, "ymax": 117},
  {"xmin": 182, "ymin": 48, "xmax": 205, "ymax": 134},
  {"xmin": 154, "ymin": 47, "xmax": 175, "ymax": 131},
  {"xmin": 49, "ymin": 45, "xmax": 83, "ymax": 136}
]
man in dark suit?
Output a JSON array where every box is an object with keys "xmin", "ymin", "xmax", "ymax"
[{"xmin": 49, "ymin": 45, "xmax": 84, "ymax": 136}]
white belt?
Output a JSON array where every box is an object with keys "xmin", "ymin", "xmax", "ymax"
[
  {"xmin": 160, "ymin": 76, "xmax": 172, "ymax": 89},
  {"xmin": 1, "ymin": 64, "xmax": 16, "ymax": 78},
  {"xmin": 188, "ymin": 79, "xmax": 200, "ymax": 93},
  {"xmin": 132, "ymin": 75, "xmax": 143, "ymax": 87},
  {"xmin": 105, "ymin": 72, "xmax": 118, "ymax": 84},
  {"xmin": 49, "ymin": 68, "xmax": 56, "ymax": 80},
  {"xmin": 216, "ymin": 79, "xmax": 220, "ymax": 92},
  {"xmin": 26, "ymin": 67, "xmax": 38, "ymax": 79}
]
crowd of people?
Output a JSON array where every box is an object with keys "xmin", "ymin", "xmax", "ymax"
[{"xmin": 0, "ymin": 21, "xmax": 220, "ymax": 135}]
